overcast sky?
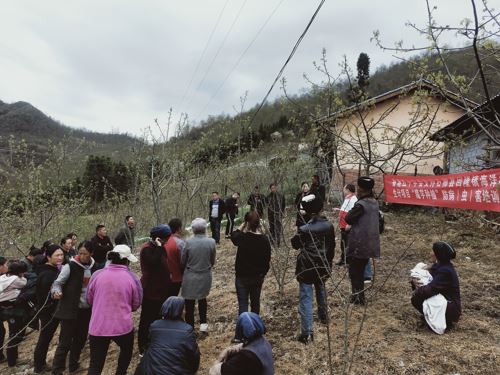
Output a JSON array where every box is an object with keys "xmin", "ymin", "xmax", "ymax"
[{"xmin": 0, "ymin": 0, "xmax": 494, "ymax": 138}]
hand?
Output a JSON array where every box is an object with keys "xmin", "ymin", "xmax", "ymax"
[
  {"xmin": 333, "ymin": 207, "xmax": 340, "ymax": 211},
  {"xmin": 299, "ymin": 209, "xmax": 306, "ymax": 216},
  {"xmin": 52, "ymin": 291, "xmax": 62, "ymax": 300},
  {"xmin": 218, "ymin": 344, "xmax": 243, "ymax": 362},
  {"xmin": 345, "ymin": 224, "xmax": 351, "ymax": 231},
  {"xmin": 154, "ymin": 237, "xmax": 162, "ymax": 247}
]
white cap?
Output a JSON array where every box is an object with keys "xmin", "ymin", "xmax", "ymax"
[{"xmin": 110, "ymin": 245, "xmax": 138, "ymax": 263}]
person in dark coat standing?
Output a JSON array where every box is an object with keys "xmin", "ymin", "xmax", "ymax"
[
  {"xmin": 294, "ymin": 182, "xmax": 310, "ymax": 230},
  {"xmin": 224, "ymin": 193, "xmax": 240, "ymax": 239},
  {"xmin": 230, "ymin": 211, "xmax": 271, "ymax": 342},
  {"xmin": 411, "ymin": 241, "xmax": 461, "ymax": 328},
  {"xmin": 33, "ymin": 245, "xmax": 64, "ymax": 373},
  {"xmin": 291, "ymin": 194, "xmax": 335, "ymax": 344},
  {"xmin": 310, "ymin": 174, "xmax": 326, "ymax": 203},
  {"xmin": 138, "ymin": 224, "xmax": 173, "ymax": 355},
  {"xmin": 247, "ymin": 186, "xmax": 266, "ymax": 218},
  {"xmin": 209, "ymin": 192, "xmax": 226, "ymax": 244},
  {"xmin": 134, "ymin": 297, "xmax": 200, "ymax": 375},
  {"xmin": 90, "ymin": 225, "xmax": 113, "ymax": 270},
  {"xmin": 345, "ymin": 176, "xmax": 380, "ymax": 305},
  {"xmin": 209, "ymin": 312, "xmax": 274, "ymax": 375},
  {"xmin": 115, "ymin": 215, "xmax": 136, "ymax": 249},
  {"xmin": 51, "ymin": 241, "xmax": 96, "ymax": 374},
  {"xmin": 266, "ymin": 183, "xmax": 285, "ymax": 246}
]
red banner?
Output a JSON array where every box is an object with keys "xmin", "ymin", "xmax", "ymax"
[{"xmin": 384, "ymin": 169, "xmax": 500, "ymax": 212}]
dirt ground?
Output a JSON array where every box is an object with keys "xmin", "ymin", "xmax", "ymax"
[{"xmin": 3, "ymin": 210, "xmax": 499, "ymax": 374}]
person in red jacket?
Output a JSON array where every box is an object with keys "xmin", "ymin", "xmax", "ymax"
[{"xmin": 164, "ymin": 218, "xmax": 185, "ymax": 297}]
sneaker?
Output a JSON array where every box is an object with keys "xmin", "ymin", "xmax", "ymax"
[
  {"xmin": 297, "ymin": 333, "xmax": 314, "ymax": 344},
  {"xmin": 231, "ymin": 337, "xmax": 243, "ymax": 344},
  {"xmin": 199, "ymin": 323, "xmax": 209, "ymax": 332}
]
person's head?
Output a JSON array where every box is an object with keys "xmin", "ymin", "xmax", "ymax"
[
  {"xmin": 301, "ymin": 181, "xmax": 310, "ymax": 193},
  {"xmin": 191, "ymin": 218, "xmax": 207, "ymax": 235},
  {"xmin": 301, "ymin": 194, "xmax": 323, "ymax": 215},
  {"xmin": 41, "ymin": 240, "xmax": 53, "ymax": 253},
  {"xmin": 96, "ymin": 225, "xmax": 107, "ymax": 238},
  {"xmin": 161, "ymin": 296, "xmax": 185, "ymax": 320},
  {"xmin": 432, "ymin": 241, "xmax": 456, "ymax": 263},
  {"xmin": 254, "ymin": 185, "xmax": 259, "ymax": 192},
  {"xmin": 107, "ymin": 245, "xmax": 138, "ymax": 265},
  {"xmin": 150, "ymin": 224, "xmax": 172, "ymax": 245},
  {"xmin": 45, "ymin": 245, "xmax": 64, "ymax": 267},
  {"xmin": 344, "ymin": 183, "xmax": 356, "ymax": 197},
  {"xmin": 66, "ymin": 232, "xmax": 78, "ymax": 247},
  {"xmin": 235, "ymin": 312, "xmax": 266, "ymax": 345},
  {"xmin": 168, "ymin": 218, "xmax": 183, "ymax": 235},
  {"xmin": 77, "ymin": 241, "xmax": 94, "ymax": 264},
  {"xmin": 356, "ymin": 176, "xmax": 375, "ymax": 197},
  {"xmin": 244, "ymin": 211, "xmax": 261, "ymax": 232},
  {"xmin": 7, "ymin": 261, "xmax": 28, "ymax": 277},
  {"xmin": 0, "ymin": 257, "xmax": 8, "ymax": 274},
  {"xmin": 211, "ymin": 191, "xmax": 219, "ymax": 200},
  {"xmin": 125, "ymin": 216, "xmax": 135, "ymax": 229},
  {"xmin": 27, "ymin": 245, "xmax": 44, "ymax": 261},
  {"xmin": 60, "ymin": 236, "xmax": 73, "ymax": 252},
  {"xmin": 311, "ymin": 174, "xmax": 320, "ymax": 185},
  {"xmin": 232, "ymin": 192, "xmax": 240, "ymax": 199},
  {"xmin": 269, "ymin": 183, "xmax": 277, "ymax": 193}
]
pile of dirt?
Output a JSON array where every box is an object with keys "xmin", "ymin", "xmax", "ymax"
[{"xmin": 3, "ymin": 211, "xmax": 499, "ymax": 374}]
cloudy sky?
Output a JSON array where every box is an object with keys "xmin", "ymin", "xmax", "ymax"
[{"xmin": 0, "ymin": 0, "xmax": 492, "ymax": 137}]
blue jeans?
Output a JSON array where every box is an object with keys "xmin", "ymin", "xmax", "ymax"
[
  {"xmin": 209, "ymin": 218, "xmax": 221, "ymax": 243},
  {"xmin": 298, "ymin": 282, "xmax": 327, "ymax": 335},
  {"xmin": 364, "ymin": 259, "xmax": 373, "ymax": 280}
]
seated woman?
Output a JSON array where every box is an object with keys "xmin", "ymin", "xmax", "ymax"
[
  {"xmin": 411, "ymin": 241, "xmax": 461, "ymax": 329},
  {"xmin": 209, "ymin": 312, "xmax": 274, "ymax": 375},
  {"xmin": 135, "ymin": 296, "xmax": 200, "ymax": 375}
]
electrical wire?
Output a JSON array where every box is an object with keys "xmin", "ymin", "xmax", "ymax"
[
  {"xmin": 247, "ymin": 0, "xmax": 327, "ymax": 129},
  {"xmin": 195, "ymin": 0, "xmax": 287, "ymax": 118}
]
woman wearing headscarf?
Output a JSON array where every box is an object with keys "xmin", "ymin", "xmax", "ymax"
[
  {"xmin": 209, "ymin": 312, "xmax": 274, "ymax": 375},
  {"xmin": 411, "ymin": 241, "xmax": 461, "ymax": 328},
  {"xmin": 134, "ymin": 296, "xmax": 200, "ymax": 375}
]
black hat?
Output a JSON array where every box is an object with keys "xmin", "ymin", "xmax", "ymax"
[
  {"xmin": 432, "ymin": 241, "xmax": 456, "ymax": 263},
  {"xmin": 301, "ymin": 194, "xmax": 323, "ymax": 214},
  {"xmin": 357, "ymin": 176, "xmax": 375, "ymax": 191}
]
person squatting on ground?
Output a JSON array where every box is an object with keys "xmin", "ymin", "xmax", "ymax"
[
  {"xmin": 134, "ymin": 296, "xmax": 200, "ymax": 375},
  {"xmin": 138, "ymin": 224, "xmax": 173, "ymax": 355},
  {"xmin": 230, "ymin": 211, "xmax": 271, "ymax": 343},
  {"xmin": 209, "ymin": 191, "xmax": 226, "ymax": 244},
  {"xmin": 114, "ymin": 215, "xmax": 136, "ymax": 249},
  {"xmin": 345, "ymin": 176, "xmax": 380, "ymax": 305},
  {"xmin": 294, "ymin": 181, "xmax": 310, "ymax": 230},
  {"xmin": 225, "ymin": 192, "xmax": 240, "ymax": 239},
  {"xmin": 209, "ymin": 312, "xmax": 274, "ymax": 375},
  {"xmin": 50, "ymin": 241, "xmax": 96, "ymax": 374},
  {"xmin": 334, "ymin": 183, "xmax": 357, "ymax": 266},
  {"xmin": 33, "ymin": 245, "xmax": 64, "ymax": 373},
  {"xmin": 90, "ymin": 224, "xmax": 114, "ymax": 270},
  {"xmin": 291, "ymin": 194, "xmax": 335, "ymax": 344},
  {"xmin": 411, "ymin": 241, "xmax": 461, "ymax": 330},
  {"xmin": 266, "ymin": 183, "xmax": 285, "ymax": 247},
  {"xmin": 0, "ymin": 261, "xmax": 28, "ymax": 367},
  {"xmin": 86, "ymin": 245, "xmax": 142, "ymax": 375},
  {"xmin": 181, "ymin": 218, "xmax": 216, "ymax": 332},
  {"xmin": 165, "ymin": 218, "xmax": 186, "ymax": 297}
]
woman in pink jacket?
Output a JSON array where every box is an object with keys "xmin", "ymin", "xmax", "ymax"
[{"xmin": 86, "ymin": 245, "xmax": 143, "ymax": 375}]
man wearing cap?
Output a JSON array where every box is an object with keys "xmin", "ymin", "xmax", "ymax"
[
  {"xmin": 345, "ymin": 176, "xmax": 380, "ymax": 305},
  {"xmin": 291, "ymin": 194, "xmax": 335, "ymax": 344},
  {"xmin": 138, "ymin": 224, "xmax": 173, "ymax": 355}
]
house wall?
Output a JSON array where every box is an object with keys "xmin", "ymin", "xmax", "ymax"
[{"xmin": 448, "ymin": 132, "xmax": 493, "ymax": 173}]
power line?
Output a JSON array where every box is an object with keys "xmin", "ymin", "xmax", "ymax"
[
  {"xmin": 177, "ymin": 0, "xmax": 231, "ymax": 113},
  {"xmin": 195, "ymin": 0, "xmax": 287, "ymax": 118},
  {"xmin": 247, "ymin": 0, "xmax": 327, "ymax": 129},
  {"xmin": 184, "ymin": 0, "xmax": 248, "ymax": 112}
]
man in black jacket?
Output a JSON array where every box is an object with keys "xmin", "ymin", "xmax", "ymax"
[
  {"xmin": 310, "ymin": 174, "xmax": 326, "ymax": 203},
  {"xmin": 291, "ymin": 194, "xmax": 335, "ymax": 344},
  {"xmin": 115, "ymin": 215, "xmax": 135, "ymax": 248},
  {"xmin": 208, "ymin": 192, "xmax": 226, "ymax": 244},
  {"xmin": 345, "ymin": 176, "xmax": 380, "ymax": 305},
  {"xmin": 90, "ymin": 225, "xmax": 113, "ymax": 270},
  {"xmin": 224, "ymin": 193, "xmax": 240, "ymax": 239},
  {"xmin": 267, "ymin": 183, "xmax": 285, "ymax": 246},
  {"xmin": 247, "ymin": 186, "xmax": 265, "ymax": 218}
]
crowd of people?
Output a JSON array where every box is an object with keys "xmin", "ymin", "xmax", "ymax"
[{"xmin": 0, "ymin": 175, "xmax": 462, "ymax": 374}]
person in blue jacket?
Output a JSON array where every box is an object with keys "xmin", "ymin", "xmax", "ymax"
[
  {"xmin": 411, "ymin": 241, "xmax": 461, "ymax": 328},
  {"xmin": 135, "ymin": 296, "xmax": 200, "ymax": 375}
]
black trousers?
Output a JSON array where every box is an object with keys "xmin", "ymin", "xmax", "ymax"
[
  {"xmin": 339, "ymin": 229, "xmax": 348, "ymax": 263},
  {"xmin": 52, "ymin": 308, "xmax": 91, "ymax": 374},
  {"xmin": 235, "ymin": 276, "xmax": 264, "ymax": 316},
  {"xmin": 225, "ymin": 213, "xmax": 236, "ymax": 236},
  {"xmin": 348, "ymin": 257, "xmax": 369, "ymax": 304},
  {"xmin": 268, "ymin": 215, "xmax": 283, "ymax": 246},
  {"xmin": 0, "ymin": 316, "xmax": 26, "ymax": 367},
  {"xmin": 34, "ymin": 311, "xmax": 59, "ymax": 371},
  {"xmin": 184, "ymin": 299, "xmax": 207, "ymax": 327},
  {"xmin": 88, "ymin": 330, "xmax": 134, "ymax": 375},
  {"xmin": 137, "ymin": 298, "xmax": 162, "ymax": 354}
]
